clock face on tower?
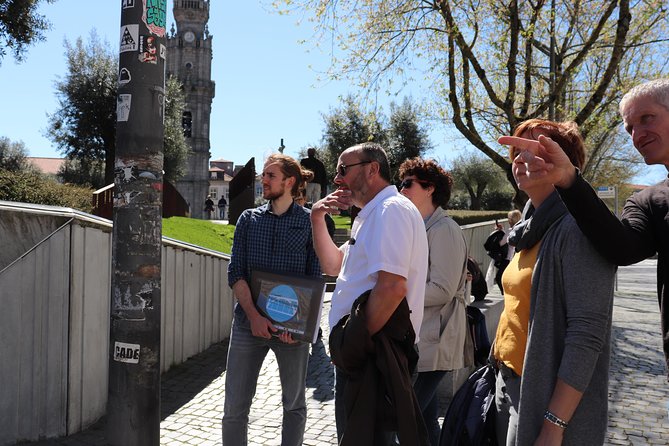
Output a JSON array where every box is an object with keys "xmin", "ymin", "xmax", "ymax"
[{"xmin": 184, "ymin": 31, "xmax": 195, "ymax": 43}]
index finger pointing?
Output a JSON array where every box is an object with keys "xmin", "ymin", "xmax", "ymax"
[{"xmin": 498, "ymin": 136, "xmax": 541, "ymax": 153}]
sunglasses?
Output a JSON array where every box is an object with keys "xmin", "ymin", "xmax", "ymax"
[
  {"xmin": 337, "ymin": 160, "xmax": 371, "ymax": 177},
  {"xmin": 399, "ymin": 178, "xmax": 431, "ymax": 190}
]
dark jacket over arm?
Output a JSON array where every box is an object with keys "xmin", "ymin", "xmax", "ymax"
[{"xmin": 330, "ymin": 291, "xmax": 429, "ymax": 446}]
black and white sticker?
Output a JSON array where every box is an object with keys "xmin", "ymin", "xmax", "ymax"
[
  {"xmin": 120, "ymin": 24, "xmax": 139, "ymax": 53},
  {"xmin": 117, "ymin": 94, "xmax": 132, "ymax": 121},
  {"xmin": 118, "ymin": 67, "xmax": 131, "ymax": 85},
  {"xmin": 114, "ymin": 341, "xmax": 140, "ymax": 364}
]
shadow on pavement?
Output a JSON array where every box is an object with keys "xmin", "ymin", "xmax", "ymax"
[
  {"xmin": 306, "ymin": 338, "xmax": 335, "ymax": 402},
  {"xmin": 161, "ymin": 340, "xmax": 229, "ymax": 419}
]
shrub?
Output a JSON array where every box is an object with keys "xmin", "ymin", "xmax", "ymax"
[
  {"xmin": 481, "ymin": 189, "xmax": 514, "ymax": 211},
  {"xmin": 448, "ymin": 210, "xmax": 509, "ymax": 226},
  {"xmin": 0, "ymin": 169, "xmax": 94, "ymax": 212}
]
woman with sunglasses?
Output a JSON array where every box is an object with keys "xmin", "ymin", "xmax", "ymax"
[
  {"xmin": 493, "ymin": 119, "xmax": 615, "ymax": 445},
  {"xmin": 398, "ymin": 158, "xmax": 469, "ymax": 446}
]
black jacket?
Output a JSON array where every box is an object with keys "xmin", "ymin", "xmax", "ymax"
[
  {"xmin": 559, "ymin": 172, "xmax": 669, "ymax": 379},
  {"xmin": 330, "ymin": 290, "xmax": 429, "ymax": 446}
]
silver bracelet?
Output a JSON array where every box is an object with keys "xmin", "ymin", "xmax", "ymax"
[{"xmin": 544, "ymin": 410, "xmax": 568, "ymax": 429}]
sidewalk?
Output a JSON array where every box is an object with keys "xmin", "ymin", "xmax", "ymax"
[{"xmin": 28, "ymin": 260, "xmax": 669, "ymax": 445}]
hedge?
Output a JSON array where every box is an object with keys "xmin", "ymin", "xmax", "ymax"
[{"xmin": 0, "ymin": 169, "xmax": 94, "ymax": 213}]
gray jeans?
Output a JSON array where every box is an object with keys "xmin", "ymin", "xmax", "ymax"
[{"xmin": 222, "ymin": 319, "xmax": 310, "ymax": 446}]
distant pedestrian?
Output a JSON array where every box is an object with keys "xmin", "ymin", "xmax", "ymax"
[
  {"xmin": 204, "ymin": 195, "xmax": 214, "ymax": 219},
  {"xmin": 485, "ymin": 210, "xmax": 522, "ymax": 294},
  {"xmin": 217, "ymin": 195, "xmax": 227, "ymax": 220},
  {"xmin": 300, "ymin": 147, "xmax": 328, "ymax": 203},
  {"xmin": 222, "ymin": 153, "xmax": 320, "ymax": 446}
]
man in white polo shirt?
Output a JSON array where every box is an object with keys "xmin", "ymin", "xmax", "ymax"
[{"xmin": 310, "ymin": 142, "xmax": 428, "ymax": 442}]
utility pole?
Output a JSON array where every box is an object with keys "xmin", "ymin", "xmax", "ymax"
[{"xmin": 107, "ymin": 1, "xmax": 166, "ymax": 444}]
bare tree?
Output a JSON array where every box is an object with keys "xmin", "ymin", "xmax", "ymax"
[{"xmin": 275, "ymin": 0, "xmax": 669, "ymax": 205}]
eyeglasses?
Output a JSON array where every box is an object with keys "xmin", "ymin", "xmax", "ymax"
[
  {"xmin": 337, "ymin": 161, "xmax": 371, "ymax": 177},
  {"xmin": 399, "ymin": 178, "xmax": 431, "ymax": 190}
]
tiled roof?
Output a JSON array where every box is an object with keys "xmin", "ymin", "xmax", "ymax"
[{"xmin": 27, "ymin": 157, "xmax": 65, "ymax": 175}]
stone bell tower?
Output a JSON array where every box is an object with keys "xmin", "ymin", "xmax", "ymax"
[{"xmin": 167, "ymin": 0, "xmax": 215, "ymax": 219}]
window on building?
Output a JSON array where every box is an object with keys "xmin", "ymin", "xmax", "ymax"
[
  {"xmin": 209, "ymin": 189, "xmax": 217, "ymax": 199},
  {"xmin": 182, "ymin": 0, "xmax": 200, "ymax": 9},
  {"xmin": 182, "ymin": 111, "xmax": 192, "ymax": 138}
]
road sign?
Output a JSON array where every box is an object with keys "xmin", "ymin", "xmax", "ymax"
[{"xmin": 597, "ymin": 186, "xmax": 615, "ymax": 199}]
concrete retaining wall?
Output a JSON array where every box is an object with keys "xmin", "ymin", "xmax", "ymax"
[{"xmin": 0, "ymin": 202, "xmax": 233, "ymax": 445}]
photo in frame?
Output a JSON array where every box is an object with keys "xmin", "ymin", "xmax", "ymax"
[{"xmin": 249, "ymin": 269, "xmax": 326, "ymax": 343}]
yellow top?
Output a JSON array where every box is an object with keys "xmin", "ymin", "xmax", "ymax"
[{"xmin": 492, "ymin": 241, "xmax": 542, "ymax": 376}]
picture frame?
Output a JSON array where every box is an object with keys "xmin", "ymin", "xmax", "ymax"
[{"xmin": 249, "ymin": 269, "xmax": 326, "ymax": 343}]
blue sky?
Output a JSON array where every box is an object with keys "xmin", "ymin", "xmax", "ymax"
[
  {"xmin": 1, "ymin": 0, "xmax": 666, "ymax": 185},
  {"xmin": 1, "ymin": 0, "xmax": 447, "ymax": 165}
]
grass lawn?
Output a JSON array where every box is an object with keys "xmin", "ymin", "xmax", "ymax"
[
  {"xmin": 331, "ymin": 214, "xmax": 352, "ymax": 229},
  {"xmin": 162, "ymin": 209, "xmax": 505, "ymax": 253},
  {"xmin": 162, "ymin": 217, "xmax": 235, "ymax": 254}
]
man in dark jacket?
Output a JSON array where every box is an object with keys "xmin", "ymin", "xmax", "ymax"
[
  {"xmin": 300, "ymin": 147, "xmax": 328, "ymax": 202},
  {"xmin": 499, "ymin": 78, "xmax": 669, "ymax": 380}
]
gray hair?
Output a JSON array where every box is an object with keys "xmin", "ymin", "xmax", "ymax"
[
  {"xmin": 620, "ymin": 79, "xmax": 669, "ymax": 115},
  {"xmin": 348, "ymin": 142, "xmax": 391, "ymax": 182}
]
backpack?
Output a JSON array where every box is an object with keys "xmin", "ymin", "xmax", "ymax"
[
  {"xmin": 467, "ymin": 257, "xmax": 488, "ymax": 302},
  {"xmin": 439, "ymin": 363, "xmax": 497, "ymax": 446},
  {"xmin": 483, "ymin": 230, "xmax": 507, "ymax": 267},
  {"xmin": 466, "ymin": 306, "xmax": 491, "ymax": 367}
]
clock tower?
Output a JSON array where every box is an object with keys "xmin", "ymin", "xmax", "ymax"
[{"xmin": 167, "ymin": 0, "xmax": 215, "ymax": 219}]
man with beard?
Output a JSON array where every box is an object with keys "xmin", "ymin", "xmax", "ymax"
[
  {"xmin": 310, "ymin": 142, "xmax": 429, "ymax": 443},
  {"xmin": 222, "ymin": 153, "xmax": 321, "ymax": 445}
]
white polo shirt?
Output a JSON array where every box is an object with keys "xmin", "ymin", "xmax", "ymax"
[{"xmin": 328, "ymin": 185, "xmax": 428, "ymax": 339}]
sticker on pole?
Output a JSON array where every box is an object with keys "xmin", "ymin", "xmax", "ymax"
[
  {"xmin": 117, "ymin": 94, "xmax": 131, "ymax": 121},
  {"xmin": 142, "ymin": 0, "xmax": 167, "ymax": 37},
  {"xmin": 114, "ymin": 341, "xmax": 140, "ymax": 364},
  {"xmin": 120, "ymin": 24, "xmax": 139, "ymax": 53}
]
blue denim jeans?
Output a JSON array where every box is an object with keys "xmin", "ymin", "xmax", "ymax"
[
  {"xmin": 413, "ymin": 370, "xmax": 447, "ymax": 446},
  {"xmin": 222, "ymin": 319, "xmax": 310, "ymax": 446}
]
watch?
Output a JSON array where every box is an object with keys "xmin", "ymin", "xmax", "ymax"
[{"xmin": 184, "ymin": 31, "xmax": 195, "ymax": 43}]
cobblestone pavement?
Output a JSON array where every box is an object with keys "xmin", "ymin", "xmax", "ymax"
[{"xmin": 27, "ymin": 259, "xmax": 669, "ymax": 445}]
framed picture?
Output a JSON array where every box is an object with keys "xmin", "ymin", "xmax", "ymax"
[{"xmin": 250, "ymin": 269, "xmax": 326, "ymax": 343}]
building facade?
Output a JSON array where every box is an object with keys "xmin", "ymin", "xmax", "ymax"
[
  {"xmin": 167, "ymin": 0, "xmax": 215, "ymax": 219},
  {"xmin": 208, "ymin": 158, "xmax": 233, "ymax": 220}
]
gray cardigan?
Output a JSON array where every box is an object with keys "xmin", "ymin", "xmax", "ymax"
[{"xmin": 516, "ymin": 209, "xmax": 616, "ymax": 445}]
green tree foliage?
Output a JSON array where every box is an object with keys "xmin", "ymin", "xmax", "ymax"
[
  {"xmin": 275, "ymin": 0, "xmax": 669, "ymax": 206},
  {"xmin": 163, "ymin": 76, "xmax": 190, "ymax": 183},
  {"xmin": 47, "ymin": 32, "xmax": 189, "ymax": 187},
  {"xmin": 0, "ymin": 169, "xmax": 93, "ymax": 212},
  {"xmin": 450, "ymin": 153, "xmax": 508, "ymax": 210},
  {"xmin": 0, "ymin": 136, "xmax": 33, "ymax": 172},
  {"xmin": 0, "ymin": 0, "xmax": 54, "ymax": 64},
  {"xmin": 57, "ymin": 158, "xmax": 105, "ymax": 189},
  {"xmin": 47, "ymin": 32, "xmax": 116, "ymax": 183},
  {"xmin": 386, "ymin": 98, "xmax": 433, "ymax": 175},
  {"xmin": 321, "ymin": 95, "xmax": 387, "ymax": 180},
  {"xmin": 320, "ymin": 95, "xmax": 430, "ymax": 182}
]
